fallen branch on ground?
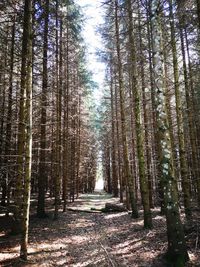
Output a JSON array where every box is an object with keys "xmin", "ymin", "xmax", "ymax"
[
  {"xmin": 66, "ymin": 203, "xmax": 127, "ymax": 213},
  {"xmin": 91, "ymin": 203, "xmax": 127, "ymax": 213},
  {"xmin": 66, "ymin": 208, "xmax": 101, "ymax": 213}
]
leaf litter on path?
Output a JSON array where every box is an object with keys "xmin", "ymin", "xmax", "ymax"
[{"xmin": 0, "ymin": 192, "xmax": 199, "ymax": 266}]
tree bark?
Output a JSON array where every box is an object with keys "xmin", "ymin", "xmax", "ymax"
[
  {"xmin": 19, "ymin": 0, "xmax": 33, "ymax": 260},
  {"xmin": 54, "ymin": 0, "xmax": 62, "ymax": 220},
  {"xmin": 127, "ymin": 0, "xmax": 152, "ymax": 228},
  {"xmin": 151, "ymin": 1, "xmax": 189, "ymax": 264},
  {"xmin": 110, "ymin": 62, "xmax": 118, "ymax": 197},
  {"xmin": 168, "ymin": 0, "xmax": 191, "ymax": 219},
  {"xmin": 114, "ymin": 0, "xmax": 138, "ymax": 218},
  {"xmin": 37, "ymin": 0, "xmax": 49, "ymax": 218}
]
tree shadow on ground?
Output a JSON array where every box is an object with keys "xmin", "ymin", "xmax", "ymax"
[{"xmin": 1, "ymin": 194, "xmax": 199, "ymax": 267}]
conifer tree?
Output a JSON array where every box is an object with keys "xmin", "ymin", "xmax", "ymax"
[
  {"xmin": 17, "ymin": 0, "xmax": 33, "ymax": 259},
  {"xmin": 168, "ymin": 0, "xmax": 191, "ymax": 219},
  {"xmin": 114, "ymin": 0, "xmax": 138, "ymax": 218},
  {"xmin": 37, "ymin": 0, "xmax": 49, "ymax": 218},
  {"xmin": 151, "ymin": 0, "xmax": 189, "ymax": 264},
  {"xmin": 126, "ymin": 0, "xmax": 152, "ymax": 228}
]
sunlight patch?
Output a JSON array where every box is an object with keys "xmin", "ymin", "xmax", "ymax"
[
  {"xmin": 71, "ymin": 235, "xmax": 91, "ymax": 245},
  {"xmin": 104, "ymin": 213, "xmax": 127, "ymax": 219},
  {"xmin": 114, "ymin": 238, "xmax": 144, "ymax": 251},
  {"xmin": 105, "ymin": 226, "xmax": 119, "ymax": 234}
]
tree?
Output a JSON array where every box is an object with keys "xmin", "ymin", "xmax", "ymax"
[
  {"xmin": 110, "ymin": 60, "xmax": 119, "ymax": 197},
  {"xmin": 114, "ymin": 0, "xmax": 138, "ymax": 218},
  {"xmin": 37, "ymin": 0, "xmax": 49, "ymax": 218},
  {"xmin": 151, "ymin": 0, "xmax": 189, "ymax": 264},
  {"xmin": 126, "ymin": 0, "xmax": 152, "ymax": 228},
  {"xmin": 17, "ymin": 0, "xmax": 33, "ymax": 260},
  {"xmin": 168, "ymin": 0, "xmax": 191, "ymax": 219}
]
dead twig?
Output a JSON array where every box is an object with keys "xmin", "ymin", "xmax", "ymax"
[{"xmin": 99, "ymin": 241, "xmax": 116, "ymax": 267}]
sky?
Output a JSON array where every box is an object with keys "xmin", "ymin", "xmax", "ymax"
[
  {"xmin": 75, "ymin": 1, "xmax": 106, "ymax": 189},
  {"xmin": 76, "ymin": 0, "xmax": 106, "ymax": 104}
]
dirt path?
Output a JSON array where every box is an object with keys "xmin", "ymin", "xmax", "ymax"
[{"xmin": 0, "ymin": 192, "xmax": 199, "ymax": 266}]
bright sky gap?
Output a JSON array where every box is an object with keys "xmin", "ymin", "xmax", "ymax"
[
  {"xmin": 76, "ymin": 0, "xmax": 106, "ymax": 190},
  {"xmin": 76, "ymin": 0, "xmax": 106, "ymax": 104}
]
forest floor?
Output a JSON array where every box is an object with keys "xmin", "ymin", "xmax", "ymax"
[{"xmin": 0, "ymin": 192, "xmax": 200, "ymax": 267}]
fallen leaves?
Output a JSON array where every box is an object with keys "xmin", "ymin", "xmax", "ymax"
[{"xmin": 0, "ymin": 193, "xmax": 199, "ymax": 266}]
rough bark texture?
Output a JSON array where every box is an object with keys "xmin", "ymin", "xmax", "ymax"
[
  {"xmin": 15, "ymin": 0, "xmax": 33, "ymax": 236},
  {"xmin": 54, "ymin": 0, "xmax": 62, "ymax": 220},
  {"xmin": 110, "ymin": 62, "xmax": 118, "ymax": 197},
  {"xmin": 151, "ymin": 0, "xmax": 189, "ymax": 264},
  {"xmin": 146, "ymin": 0, "xmax": 165, "ymax": 213},
  {"xmin": 168, "ymin": 0, "xmax": 191, "ymax": 219},
  {"xmin": 114, "ymin": 75, "xmax": 123, "ymax": 203},
  {"xmin": 114, "ymin": 0, "xmax": 138, "ymax": 218},
  {"xmin": 2, "ymin": 19, "xmax": 15, "ymax": 206},
  {"xmin": 19, "ymin": 0, "xmax": 33, "ymax": 260},
  {"xmin": 177, "ymin": 0, "xmax": 200, "ymax": 206},
  {"xmin": 37, "ymin": 0, "xmax": 49, "ymax": 218},
  {"xmin": 62, "ymin": 19, "xmax": 69, "ymax": 212},
  {"xmin": 127, "ymin": 0, "xmax": 152, "ymax": 228}
]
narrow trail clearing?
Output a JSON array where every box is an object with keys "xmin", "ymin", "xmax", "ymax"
[{"xmin": 0, "ymin": 193, "xmax": 199, "ymax": 267}]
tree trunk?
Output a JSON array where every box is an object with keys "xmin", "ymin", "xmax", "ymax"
[
  {"xmin": 114, "ymin": 0, "xmax": 138, "ymax": 218},
  {"xmin": 145, "ymin": 0, "xmax": 164, "ymax": 211},
  {"xmin": 0, "ymin": 28, "xmax": 8, "ymax": 206},
  {"xmin": 127, "ymin": 0, "xmax": 152, "ymax": 228},
  {"xmin": 110, "ymin": 62, "xmax": 118, "ymax": 197},
  {"xmin": 37, "ymin": 0, "xmax": 49, "ymax": 218},
  {"xmin": 54, "ymin": 0, "xmax": 61, "ymax": 220},
  {"xmin": 15, "ymin": 0, "xmax": 33, "ymax": 235},
  {"xmin": 63, "ymin": 18, "xmax": 69, "ymax": 212},
  {"xmin": 19, "ymin": 0, "xmax": 33, "ymax": 260},
  {"xmin": 114, "ymin": 76, "xmax": 123, "ymax": 203},
  {"xmin": 168, "ymin": 0, "xmax": 191, "ymax": 219},
  {"xmin": 151, "ymin": 1, "xmax": 189, "ymax": 264}
]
